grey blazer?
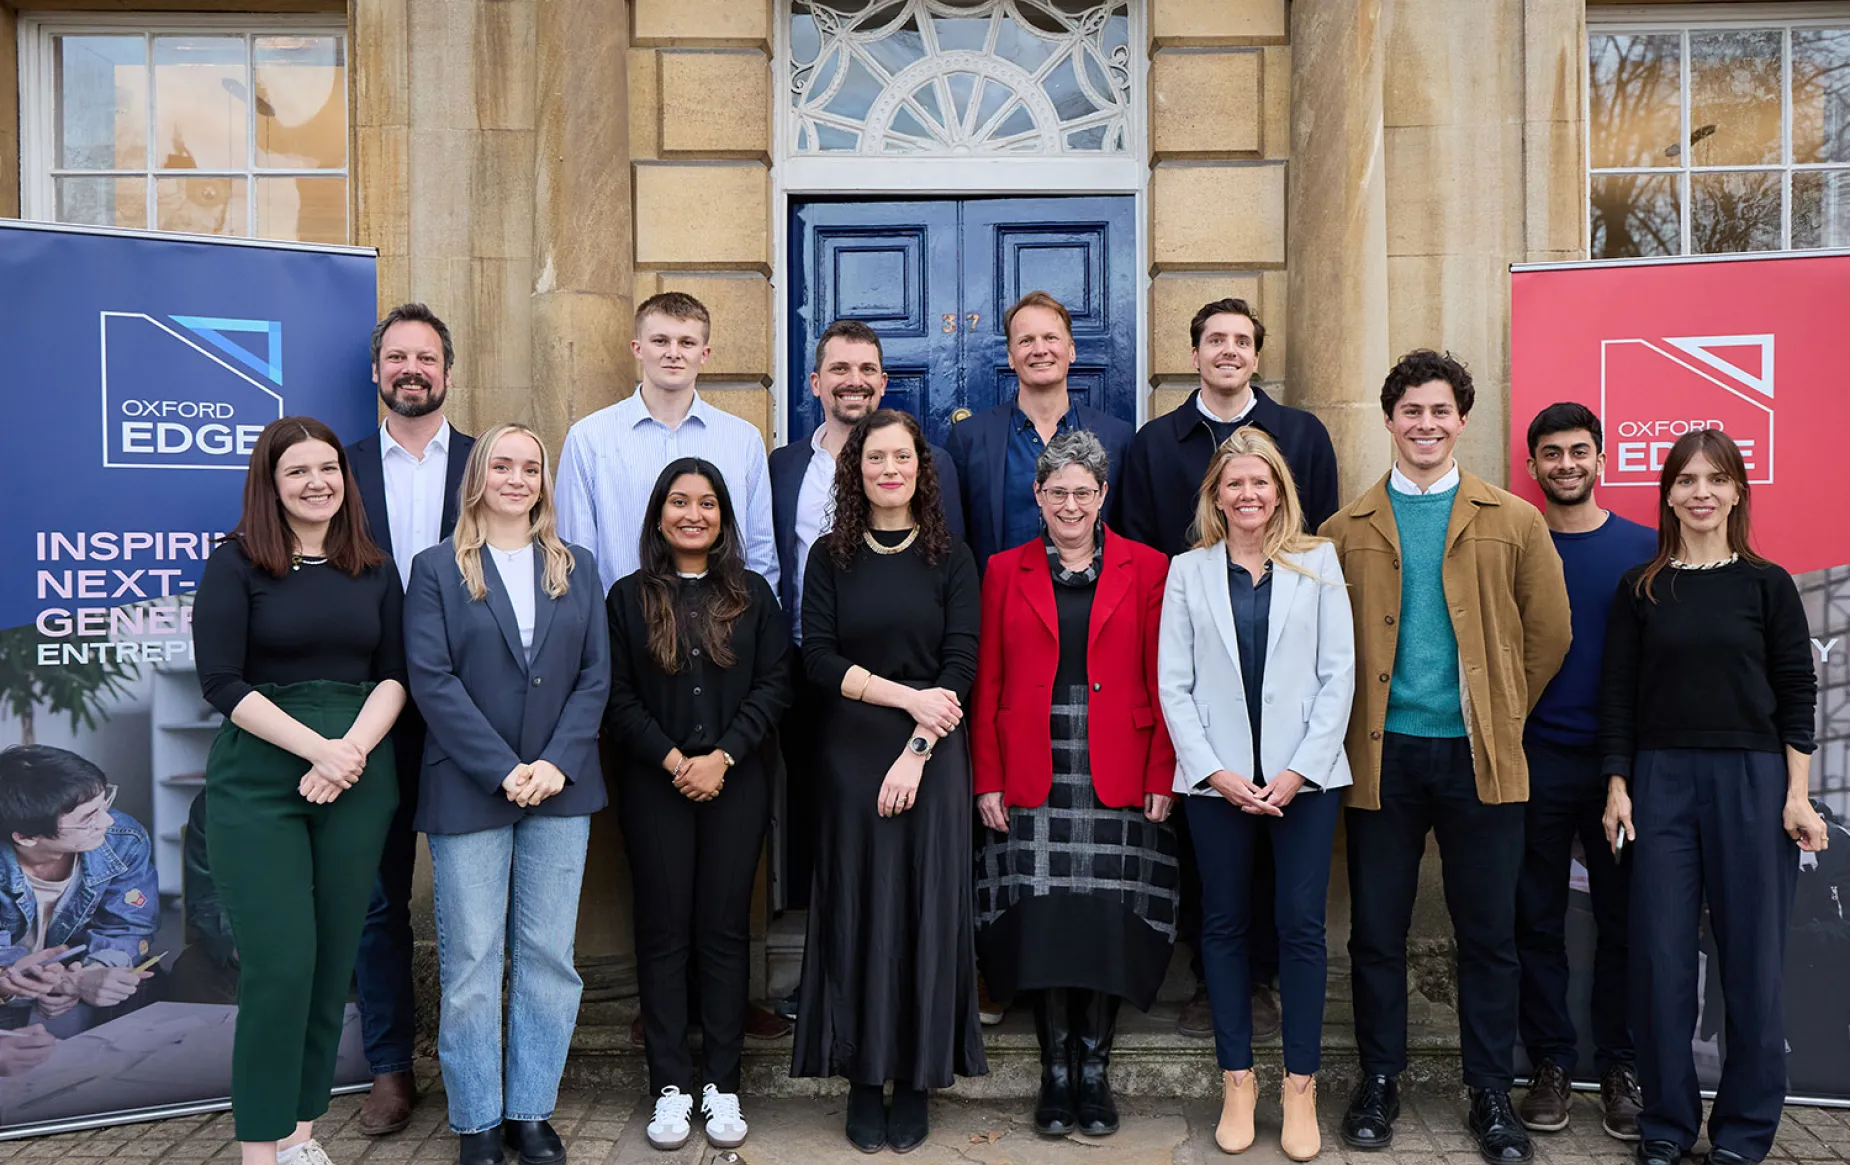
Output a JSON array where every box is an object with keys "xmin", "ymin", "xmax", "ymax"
[
  {"xmin": 404, "ymin": 538, "xmax": 610, "ymax": 834},
  {"xmin": 1157, "ymin": 541, "xmax": 1356, "ymax": 795}
]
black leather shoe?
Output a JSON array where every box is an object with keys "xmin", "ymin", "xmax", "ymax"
[
  {"xmin": 1637, "ymin": 1139, "xmax": 1685, "ymax": 1165},
  {"xmin": 1707, "ymin": 1148, "xmax": 1757, "ymax": 1165},
  {"xmin": 1342, "ymin": 1074, "xmax": 1400, "ymax": 1149},
  {"xmin": 1468, "ymin": 1089, "xmax": 1536, "ymax": 1164},
  {"xmin": 459, "ymin": 1129, "xmax": 506, "ymax": 1165},
  {"xmin": 1072, "ymin": 990, "xmax": 1121, "ymax": 1136},
  {"xmin": 774, "ymin": 988, "xmax": 799, "ymax": 1022},
  {"xmin": 1031, "ymin": 989, "xmax": 1077, "ymax": 1136},
  {"xmin": 888, "ymin": 1085, "xmax": 930, "ymax": 1154},
  {"xmin": 502, "ymin": 1120, "xmax": 565, "ymax": 1165},
  {"xmin": 845, "ymin": 1082, "xmax": 886, "ymax": 1154}
]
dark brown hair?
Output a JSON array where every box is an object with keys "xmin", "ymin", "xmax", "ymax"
[
  {"xmin": 1189, "ymin": 298, "xmax": 1267, "ymax": 352},
  {"xmin": 230, "ymin": 417, "xmax": 385, "ymax": 577},
  {"xmin": 1381, "ymin": 348, "xmax": 1475, "ymax": 416},
  {"xmin": 1635, "ymin": 429, "xmax": 1765, "ymax": 601},
  {"xmin": 370, "ymin": 302, "xmax": 454, "ymax": 371},
  {"xmin": 813, "ymin": 318, "xmax": 884, "ymax": 375},
  {"xmin": 824, "ymin": 410, "xmax": 952, "ymax": 570},
  {"xmin": 636, "ymin": 459, "xmax": 751, "ymax": 672}
]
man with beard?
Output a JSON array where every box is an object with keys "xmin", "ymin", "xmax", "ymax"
[
  {"xmin": 764, "ymin": 320, "xmax": 965, "ymax": 1019},
  {"xmin": 344, "ymin": 302, "xmax": 476, "ymax": 1135},
  {"xmin": 1514, "ymin": 402, "xmax": 1654, "ymax": 1142}
]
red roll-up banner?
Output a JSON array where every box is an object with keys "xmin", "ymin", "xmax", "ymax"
[{"xmin": 1511, "ymin": 252, "xmax": 1850, "ymax": 1105}]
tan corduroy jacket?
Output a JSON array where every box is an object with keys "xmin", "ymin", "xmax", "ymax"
[{"xmin": 1317, "ymin": 470, "xmax": 1571, "ymax": 810}]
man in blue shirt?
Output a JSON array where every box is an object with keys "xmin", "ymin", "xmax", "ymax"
[
  {"xmin": 945, "ymin": 291, "xmax": 1132, "ymax": 569},
  {"xmin": 1515, "ymin": 403, "xmax": 1656, "ymax": 1142}
]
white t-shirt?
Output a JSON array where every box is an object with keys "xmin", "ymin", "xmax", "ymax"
[
  {"xmin": 488, "ymin": 543, "xmax": 538, "ymax": 657},
  {"xmin": 23, "ymin": 869, "xmax": 75, "ymax": 954}
]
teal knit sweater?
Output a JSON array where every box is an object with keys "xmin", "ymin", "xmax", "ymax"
[{"xmin": 1386, "ymin": 485, "xmax": 1468, "ymax": 738}]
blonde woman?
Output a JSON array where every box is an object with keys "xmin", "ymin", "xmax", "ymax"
[
  {"xmin": 1157, "ymin": 429, "xmax": 1355, "ymax": 1160},
  {"xmin": 403, "ymin": 423, "xmax": 609, "ymax": 1165}
]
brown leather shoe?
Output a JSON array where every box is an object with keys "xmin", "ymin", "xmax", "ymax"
[
  {"xmin": 977, "ymin": 975, "xmax": 1006, "ymax": 1026},
  {"xmin": 1251, "ymin": 983, "xmax": 1282, "ymax": 1042},
  {"xmin": 743, "ymin": 1001, "xmax": 793, "ymax": 1041},
  {"xmin": 1601, "ymin": 1064, "xmax": 1643, "ymax": 1142},
  {"xmin": 1177, "ymin": 986, "xmax": 1214, "ymax": 1039},
  {"xmin": 359, "ymin": 1070, "xmax": 417, "ymax": 1136},
  {"xmin": 1519, "ymin": 1060, "xmax": 1571, "ymax": 1133}
]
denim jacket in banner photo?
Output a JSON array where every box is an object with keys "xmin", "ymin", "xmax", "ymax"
[{"xmin": 0, "ymin": 813, "xmax": 161, "ymax": 973}]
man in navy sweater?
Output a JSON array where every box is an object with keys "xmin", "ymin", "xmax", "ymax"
[{"xmin": 1515, "ymin": 403, "xmax": 1656, "ymax": 1142}]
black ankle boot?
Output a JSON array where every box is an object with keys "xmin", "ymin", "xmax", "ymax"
[
  {"xmin": 1072, "ymin": 989, "xmax": 1120, "ymax": 1136},
  {"xmin": 1032, "ymin": 989, "xmax": 1078, "ymax": 1135},
  {"xmin": 845, "ymin": 1082, "xmax": 886, "ymax": 1153},
  {"xmin": 888, "ymin": 1084, "xmax": 930, "ymax": 1154}
]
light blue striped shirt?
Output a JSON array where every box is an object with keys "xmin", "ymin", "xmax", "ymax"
[{"xmin": 555, "ymin": 389, "xmax": 778, "ymax": 597}]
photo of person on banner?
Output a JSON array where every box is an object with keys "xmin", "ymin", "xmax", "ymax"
[{"xmin": 0, "ymin": 745, "xmax": 159, "ymax": 1034}]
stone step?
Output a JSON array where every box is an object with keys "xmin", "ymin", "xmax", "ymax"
[{"xmin": 563, "ymin": 996, "xmax": 1467, "ymax": 1099}]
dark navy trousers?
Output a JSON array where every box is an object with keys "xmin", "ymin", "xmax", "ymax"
[
  {"xmin": 1517, "ymin": 734, "xmax": 1633, "ymax": 1077},
  {"xmin": 1631, "ymin": 748, "xmax": 1796, "ymax": 1160},
  {"xmin": 355, "ymin": 717, "xmax": 422, "ymax": 1076},
  {"xmin": 1187, "ymin": 787, "xmax": 1341, "ymax": 1075}
]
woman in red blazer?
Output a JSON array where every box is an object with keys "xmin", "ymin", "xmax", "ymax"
[{"xmin": 971, "ymin": 430, "xmax": 1178, "ymax": 1142}]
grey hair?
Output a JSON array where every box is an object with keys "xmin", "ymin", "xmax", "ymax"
[{"xmin": 1035, "ymin": 429, "xmax": 1110, "ymax": 487}]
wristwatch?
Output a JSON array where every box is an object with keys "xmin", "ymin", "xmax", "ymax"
[
  {"xmin": 719, "ymin": 750, "xmax": 737, "ymax": 768},
  {"xmin": 908, "ymin": 735, "xmax": 934, "ymax": 759}
]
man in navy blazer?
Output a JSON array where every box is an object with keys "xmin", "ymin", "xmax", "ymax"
[
  {"xmin": 342, "ymin": 303, "xmax": 476, "ymax": 1134},
  {"xmin": 945, "ymin": 291, "xmax": 1132, "ymax": 569}
]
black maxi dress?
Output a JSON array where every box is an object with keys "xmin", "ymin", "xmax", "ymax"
[{"xmin": 790, "ymin": 528, "xmax": 989, "ymax": 1089}]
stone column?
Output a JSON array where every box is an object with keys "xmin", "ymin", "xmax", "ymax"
[
  {"xmin": 0, "ymin": 4, "xmax": 19, "ymax": 221},
  {"xmin": 1285, "ymin": 0, "xmax": 1390, "ymax": 500},
  {"xmin": 531, "ymin": 0, "xmax": 636, "ymax": 997}
]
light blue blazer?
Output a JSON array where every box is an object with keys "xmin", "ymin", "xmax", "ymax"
[{"xmin": 1157, "ymin": 540, "xmax": 1356, "ymax": 796}]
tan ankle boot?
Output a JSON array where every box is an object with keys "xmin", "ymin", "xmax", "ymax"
[
  {"xmin": 1281, "ymin": 1074, "xmax": 1320, "ymax": 1160},
  {"xmin": 1217, "ymin": 1069, "xmax": 1257, "ymax": 1153}
]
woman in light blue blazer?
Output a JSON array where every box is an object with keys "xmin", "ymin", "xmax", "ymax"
[
  {"xmin": 1157, "ymin": 428, "xmax": 1354, "ymax": 1161},
  {"xmin": 404, "ymin": 423, "xmax": 609, "ymax": 1165}
]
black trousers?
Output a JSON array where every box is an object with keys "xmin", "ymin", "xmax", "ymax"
[
  {"xmin": 1516, "ymin": 734, "xmax": 1633, "ymax": 1077},
  {"xmin": 1348, "ymin": 732, "xmax": 1524, "ymax": 1091},
  {"xmin": 619, "ymin": 757, "xmax": 770, "ymax": 1095},
  {"xmin": 1631, "ymin": 748, "xmax": 1795, "ymax": 1160}
]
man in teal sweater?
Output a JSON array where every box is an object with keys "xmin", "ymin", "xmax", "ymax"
[{"xmin": 1320, "ymin": 350, "xmax": 1572, "ymax": 1165}]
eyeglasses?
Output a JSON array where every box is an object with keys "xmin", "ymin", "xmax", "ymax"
[
  {"xmin": 1040, "ymin": 487, "xmax": 1100, "ymax": 506},
  {"xmin": 63, "ymin": 786, "xmax": 118, "ymax": 835}
]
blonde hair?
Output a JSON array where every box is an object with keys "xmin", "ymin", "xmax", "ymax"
[
  {"xmin": 453, "ymin": 423, "xmax": 575, "ymax": 602},
  {"xmin": 1189, "ymin": 428, "xmax": 1328, "ymax": 578}
]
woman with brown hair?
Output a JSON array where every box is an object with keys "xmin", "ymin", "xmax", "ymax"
[
  {"xmin": 194, "ymin": 417, "xmax": 408, "ymax": 1165},
  {"xmin": 604, "ymin": 458, "xmax": 791, "ymax": 1153},
  {"xmin": 790, "ymin": 409, "xmax": 987, "ymax": 1152},
  {"xmin": 1601, "ymin": 429, "xmax": 1827, "ymax": 1165}
]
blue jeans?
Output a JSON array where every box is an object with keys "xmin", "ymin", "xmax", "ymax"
[
  {"xmin": 1186, "ymin": 787, "xmax": 1341, "ymax": 1076},
  {"xmin": 430, "ymin": 815, "xmax": 591, "ymax": 1135}
]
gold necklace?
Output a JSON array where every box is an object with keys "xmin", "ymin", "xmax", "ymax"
[{"xmin": 863, "ymin": 528, "xmax": 920, "ymax": 555}]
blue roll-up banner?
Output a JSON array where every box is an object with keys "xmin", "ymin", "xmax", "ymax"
[{"xmin": 0, "ymin": 220, "xmax": 378, "ymax": 1137}]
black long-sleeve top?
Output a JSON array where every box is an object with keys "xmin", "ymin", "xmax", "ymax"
[
  {"xmin": 801, "ymin": 531, "xmax": 980, "ymax": 701},
  {"xmin": 1598, "ymin": 559, "xmax": 1817, "ymax": 779},
  {"xmin": 603, "ymin": 570, "xmax": 792, "ymax": 768},
  {"xmin": 194, "ymin": 541, "xmax": 407, "ymax": 716}
]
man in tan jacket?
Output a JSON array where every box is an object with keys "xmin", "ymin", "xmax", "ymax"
[{"xmin": 1319, "ymin": 350, "xmax": 1570, "ymax": 1165}]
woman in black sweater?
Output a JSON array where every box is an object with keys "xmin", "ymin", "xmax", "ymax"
[
  {"xmin": 194, "ymin": 417, "xmax": 407, "ymax": 1165},
  {"xmin": 1600, "ymin": 430, "xmax": 1827, "ymax": 1165},
  {"xmin": 604, "ymin": 458, "xmax": 790, "ymax": 1154},
  {"xmin": 790, "ymin": 409, "xmax": 987, "ymax": 1153}
]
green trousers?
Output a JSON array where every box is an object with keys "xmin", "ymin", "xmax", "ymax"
[{"xmin": 205, "ymin": 680, "xmax": 398, "ymax": 1142}]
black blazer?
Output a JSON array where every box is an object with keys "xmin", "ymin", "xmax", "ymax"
[
  {"xmin": 345, "ymin": 425, "xmax": 477, "ymax": 562},
  {"xmin": 767, "ymin": 437, "xmax": 966, "ymax": 618},
  {"xmin": 403, "ymin": 539, "xmax": 610, "ymax": 834},
  {"xmin": 943, "ymin": 399, "xmax": 1133, "ymax": 569},
  {"xmin": 603, "ymin": 571, "xmax": 793, "ymax": 772}
]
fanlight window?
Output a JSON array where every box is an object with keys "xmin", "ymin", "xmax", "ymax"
[{"xmin": 789, "ymin": 0, "xmax": 1133, "ymax": 156}]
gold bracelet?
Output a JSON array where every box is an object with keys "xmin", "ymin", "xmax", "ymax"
[{"xmin": 849, "ymin": 670, "xmax": 874, "ymax": 701}]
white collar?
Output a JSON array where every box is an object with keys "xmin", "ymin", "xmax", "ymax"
[
  {"xmin": 809, "ymin": 424, "xmax": 835, "ymax": 457},
  {"xmin": 1389, "ymin": 460, "xmax": 1461, "ymax": 496},
  {"xmin": 379, "ymin": 418, "xmax": 451, "ymax": 461},
  {"xmin": 618, "ymin": 384, "xmax": 707, "ymax": 430},
  {"xmin": 1197, "ymin": 388, "xmax": 1256, "ymax": 426}
]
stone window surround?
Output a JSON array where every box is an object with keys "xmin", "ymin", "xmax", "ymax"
[
  {"xmin": 1586, "ymin": 1, "xmax": 1850, "ymax": 258},
  {"xmin": 15, "ymin": 10, "xmax": 349, "ymax": 243}
]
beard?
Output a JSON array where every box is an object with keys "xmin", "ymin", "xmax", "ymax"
[
  {"xmin": 1539, "ymin": 472, "xmax": 1595, "ymax": 506},
  {"xmin": 381, "ymin": 372, "xmax": 446, "ymax": 419}
]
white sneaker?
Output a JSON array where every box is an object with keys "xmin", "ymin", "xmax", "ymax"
[
  {"xmin": 701, "ymin": 1083, "xmax": 749, "ymax": 1148},
  {"xmin": 289, "ymin": 1141, "xmax": 336, "ymax": 1165},
  {"xmin": 648, "ymin": 1085, "xmax": 694, "ymax": 1150}
]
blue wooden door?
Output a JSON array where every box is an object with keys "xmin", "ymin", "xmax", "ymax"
[{"xmin": 789, "ymin": 195, "xmax": 1137, "ymax": 449}]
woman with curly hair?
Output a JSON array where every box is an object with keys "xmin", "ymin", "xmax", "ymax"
[{"xmin": 790, "ymin": 409, "xmax": 988, "ymax": 1152}]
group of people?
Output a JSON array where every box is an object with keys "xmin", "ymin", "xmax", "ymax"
[{"xmin": 178, "ymin": 287, "xmax": 1828, "ymax": 1165}]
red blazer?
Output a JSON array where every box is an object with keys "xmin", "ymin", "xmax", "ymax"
[{"xmin": 972, "ymin": 529, "xmax": 1176, "ymax": 808}]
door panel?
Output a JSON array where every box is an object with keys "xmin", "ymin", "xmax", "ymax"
[
  {"xmin": 961, "ymin": 196, "xmax": 1137, "ymax": 424},
  {"xmin": 789, "ymin": 194, "xmax": 1137, "ymax": 450},
  {"xmin": 788, "ymin": 200, "xmax": 959, "ymax": 445}
]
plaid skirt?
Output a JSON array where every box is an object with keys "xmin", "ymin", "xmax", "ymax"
[{"xmin": 974, "ymin": 685, "xmax": 1180, "ymax": 1007}]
